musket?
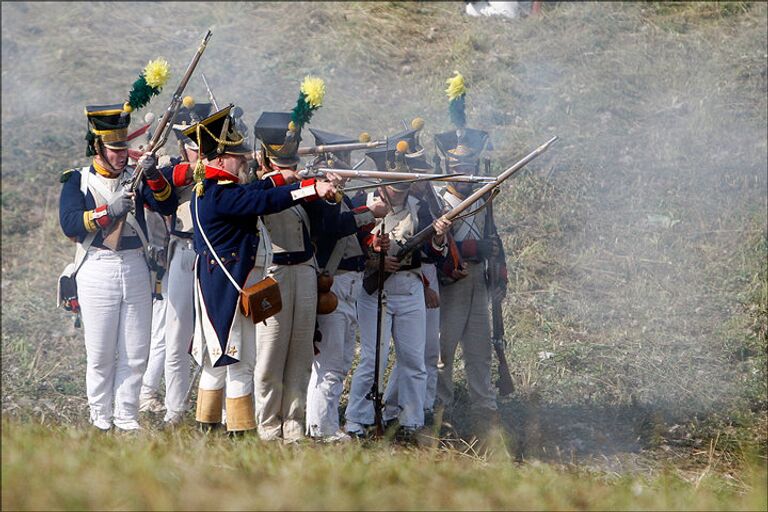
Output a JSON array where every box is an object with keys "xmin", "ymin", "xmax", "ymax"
[
  {"xmin": 297, "ymin": 140, "xmax": 387, "ymax": 156},
  {"xmin": 201, "ymin": 72, "xmax": 220, "ymax": 111},
  {"xmin": 363, "ymin": 136, "xmax": 559, "ymax": 294},
  {"xmin": 483, "ymin": 157, "xmax": 514, "ymax": 396},
  {"xmin": 365, "ymin": 222, "xmax": 388, "ymax": 437},
  {"xmin": 102, "ymin": 29, "xmax": 213, "ymax": 251},
  {"xmin": 340, "ymin": 173, "xmax": 463, "ymax": 194},
  {"xmin": 300, "ymin": 167, "xmax": 496, "ymax": 184}
]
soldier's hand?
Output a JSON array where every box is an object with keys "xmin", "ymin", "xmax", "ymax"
[
  {"xmin": 372, "ymin": 233, "xmax": 390, "ymax": 253},
  {"xmin": 383, "ymin": 256, "xmax": 401, "ymax": 273},
  {"xmin": 139, "ymin": 152, "xmax": 159, "ymax": 180},
  {"xmin": 424, "ymin": 286, "xmax": 440, "ymax": 309},
  {"xmin": 368, "ymin": 198, "xmax": 389, "ymax": 218},
  {"xmin": 315, "ymin": 181, "xmax": 338, "ymax": 201},
  {"xmin": 325, "ymin": 171, "xmax": 345, "ymax": 188},
  {"xmin": 432, "ymin": 216, "xmax": 452, "ymax": 245},
  {"xmin": 106, "ymin": 189, "xmax": 134, "ymax": 220}
]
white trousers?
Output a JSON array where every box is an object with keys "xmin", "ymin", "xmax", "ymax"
[
  {"xmin": 198, "ymin": 316, "xmax": 257, "ymax": 399},
  {"xmin": 346, "ymin": 271, "xmax": 426, "ymax": 428},
  {"xmin": 382, "ymin": 263, "xmax": 440, "ymax": 420},
  {"xmin": 255, "ymin": 263, "xmax": 317, "ymax": 441},
  {"xmin": 162, "ymin": 238, "xmax": 196, "ymax": 420},
  {"xmin": 197, "ymin": 313, "xmax": 257, "ymax": 431},
  {"xmin": 76, "ymin": 248, "xmax": 152, "ymax": 428},
  {"xmin": 306, "ymin": 271, "xmax": 361, "ymax": 437},
  {"xmin": 437, "ymin": 262, "xmax": 497, "ymax": 412},
  {"xmin": 141, "ymin": 274, "xmax": 168, "ymax": 397}
]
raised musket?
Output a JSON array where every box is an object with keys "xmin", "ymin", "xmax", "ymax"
[
  {"xmin": 299, "ymin": 167, "xmax": 497, "ymax": 184},
  {"xmin": 201, "ymin": 72, "xmax": 220, "ymax": 111},
  {"xmin": 102, "ymin": 29, "xmax": 213, "ymax": 251},
  {"xmin": 362, "ymin": 136, "xmax": 559, "ymax": 294},
  {"xmin": 297, "ymin": 140, "xmax": 387, "ymax": 156}
]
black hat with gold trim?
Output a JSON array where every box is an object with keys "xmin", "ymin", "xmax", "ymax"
[
  {"xmin": 84, "ymin": 58, "xmax": 171, "ymax": 157},
  {"xmin": 254, "ymin": 76, "xmax": 326, "ymax": 167},
  {"xmin": 308, "ymin": 127, "xmax": 359, "ymax": 167},
  {"xmin": 172, "ymin": 96, "xmax": 214, "ymax": 150},
  {"xmin": 85, "ymin": 104, "xmax": 131, "ymax": 154},
  {"xmin": 366, "ymin": 126, "xmax": 431, "ymax": 175},
  {"xmin": 434, "ymin": 72, "xmax": 493, "ymax": 170},
  {"xmin": 182, "ymin": 104, "xmax": 251, "ymax": 161}
]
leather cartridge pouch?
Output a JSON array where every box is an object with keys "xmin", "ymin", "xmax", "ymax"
[{"xmin": 239, "ymin": 276, "xmax": 282, "ymax": 324}]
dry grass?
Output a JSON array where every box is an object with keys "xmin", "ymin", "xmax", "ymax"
[{"xmin": 2, "ymin": 420, "xmax": 766, "ymax": 511}]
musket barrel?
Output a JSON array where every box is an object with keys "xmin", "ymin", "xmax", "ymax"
[
  {"xmin": 297, "ymin": 140, "xmax": 387, "ymax": 155},
  {"xmin": 305, "ymin": 167, "xmax": 496, "ymax": 184},
  {"xmin": 444, "ymin": 136, "xmax": 558, "ymax": 221}
]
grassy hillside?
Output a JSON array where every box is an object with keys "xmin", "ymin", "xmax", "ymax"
[{"xmin": 1, "ymin": 1, "xmax": 766, "ymax": 509}]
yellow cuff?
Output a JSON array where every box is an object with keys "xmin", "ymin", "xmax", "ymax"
[
  {"xmin": 153, "ymin": 183, "xmax": 172, "ymax": 202},
  {"xmin": 83, "ymin": 211, "xmax": 98, "ymax": 232},
  {"xmin": 225, "ymin": 394, "xmax": 256, "ymax": 432},
  {"xmin": 196, "ymin": 388, "xmax": 224, "ymax": 424}
]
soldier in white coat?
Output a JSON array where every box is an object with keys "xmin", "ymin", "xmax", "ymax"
[
  {"xmin": 344, "ymin": 137, "xmax": 452, "ymax": 440},
  {"xmin": 304, "ymin": 128, "xmax": 386, "ymax": 442}
]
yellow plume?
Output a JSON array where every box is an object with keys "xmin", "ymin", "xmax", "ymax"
[
  {"xmin": 301, "ymin": 76, "xmax": 326, "ymax": 108},
  {"xmin": 396, "ymin": 140, "xmax": 409, "ymax": 153},
  {"xmin": 144, "ymin": 58, "xmax": 170, "ymax": 89},
  {"xmin": 182, "ymin": 96, "xmax": 195, "ymax": 108},
  {"xmin": 445, "ymin": 71, "xmax": 466, "ymax": 101},
  {"xmin": 359, "ymin": 132, "xmax": 371, "ymax": 143}
]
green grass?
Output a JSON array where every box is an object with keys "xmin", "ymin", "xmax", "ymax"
[{"xmin": 2, "ymin": 421, "xmax": 766, "ymax": 511}]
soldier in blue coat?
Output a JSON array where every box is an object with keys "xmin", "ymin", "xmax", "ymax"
[
  {"xmin": 59, "ymin": 103, "xmax": 178, "ymax": 431},
  {"xmin": 184, "ymin": 105, "xmax": 337, "ymax": 433}
]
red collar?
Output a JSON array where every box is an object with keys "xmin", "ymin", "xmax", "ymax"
[{"xmin": 204, "ymin": 164, "xmax": 240, "ymax": 183}]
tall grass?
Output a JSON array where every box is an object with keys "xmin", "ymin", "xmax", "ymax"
[{"xmin": 2, "ymin": 421, "xmax": 766, "ymax": 511}]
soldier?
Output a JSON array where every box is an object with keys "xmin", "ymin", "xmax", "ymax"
[
  {"xmin": 138, "ymin": 101, "xmax": 205, "ymax": 418},
  {"xmin": 304, "ymin": 128, "xmax": 387, "ymax": 442},
  {"xmin": 138, "ymin": 206, "xmax": 171, "ymax": 414},
  {"xmin": 186, "ymin": 105, "xmax": 337, "ymax": 434},
  {"xmin": 344, "ymin": 137, "xmax": 451, "ymax": 440},
  {"xmin": 253, "ymin": 85, "xmax": 379, "ymax": 443},
  {"xmin": 434, "ymin": 72, "xmax": 508, "ymax": 432},
  {"xmin": 380, "ymin": 120, "xmax": 444, "ymax": 426},
  {"xmin": 59, "ymin": 102, "xmax": 178, "ymax": 431}
]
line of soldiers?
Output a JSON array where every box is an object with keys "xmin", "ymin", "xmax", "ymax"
[{"xmin": 59, "ymin": 73, "xmax": 508, "ymax": 443}]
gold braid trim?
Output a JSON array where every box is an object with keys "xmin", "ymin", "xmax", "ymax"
[
  {"xmin": 152, "ymin": 183, "xmax": 172, "ymax": 202},
  {"xmin": 198, "ymin": 121, "xmax": 244, "ymax": 147}
]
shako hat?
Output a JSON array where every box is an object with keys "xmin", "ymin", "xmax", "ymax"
[
  {"xmin": 308, "ymin": 127, "xmax": 360, "ymax": 167},
  {"xmin": 254, "ymin": 76, "xmax": 326, "ymax": 167},
  {"xmin": 435, "ymin": 71, "xmax": 492, "ymax": 170},
  {"xmin": 85, "ymin": 104, "xmax": 131, "ymax": 153},
  {"xmin": 182, "ymin": 104, "xmax": 251, "ymax": 161}
]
